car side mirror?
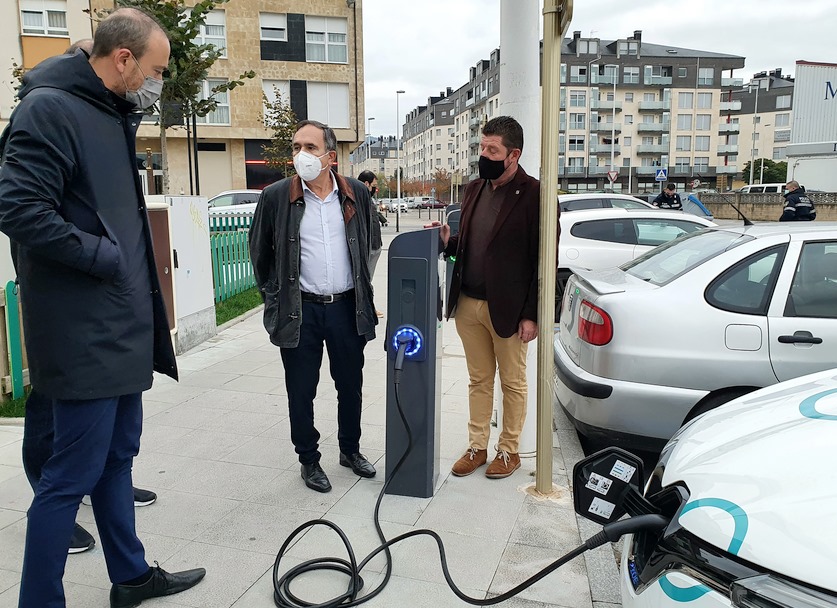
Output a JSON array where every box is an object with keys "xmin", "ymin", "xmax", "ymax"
[{"xmin": 572, "ymin": 447, "xmax": 648, "ymax": 526}]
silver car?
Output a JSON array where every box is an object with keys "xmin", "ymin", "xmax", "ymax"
[{"xmin": 554, "ymin": 223, "xmax": 837, "ymax": 451}]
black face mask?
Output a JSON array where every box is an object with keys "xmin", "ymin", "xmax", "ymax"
[
  {"xmin": 371, "ymin": 186, "xmax": 378, "ymax": 196},
  {"xmin": 478, "ymin": 155, "xmax": 507, "ymax": 180}
]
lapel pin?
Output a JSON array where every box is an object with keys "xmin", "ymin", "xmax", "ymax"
[{"xmin": 515, "ymin": 190, "xmax": 520, "ymax": 195}]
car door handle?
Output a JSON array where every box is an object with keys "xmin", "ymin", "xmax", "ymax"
[{"xmin": 778, "ymin": 333, "xmax": 823, "ymax": 345}]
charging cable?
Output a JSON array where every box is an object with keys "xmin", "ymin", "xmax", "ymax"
[{"xmin": 271, "ymin": 337, "xmax": 669, "ymax": 607}]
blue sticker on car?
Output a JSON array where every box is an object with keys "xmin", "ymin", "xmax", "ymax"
[
  {"xmin": 659, "ymin": 576, "xmax": 712, "ymax": 602},
  {"xmin": 799, "ymin": 388, "xmax": 837, "ymax": 421}
]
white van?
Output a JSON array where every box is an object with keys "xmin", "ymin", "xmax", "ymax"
[{"xmin": 738, "ymin": 183, "xmax": 784, "ymax": 194}]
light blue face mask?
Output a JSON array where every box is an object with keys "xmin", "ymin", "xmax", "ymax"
[{"xmin": 122, "ymin": 55, "xmax": 163, "ymax": 110}]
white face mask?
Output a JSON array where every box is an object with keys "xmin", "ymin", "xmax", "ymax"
[{"xmin": 293, "ymin": 150, "xmax": 329, "ymax": 182}]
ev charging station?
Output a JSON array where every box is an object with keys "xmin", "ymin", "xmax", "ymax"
[{"xmin": 384, "ymin": 227, "xmax": 444, "ymax": 498}]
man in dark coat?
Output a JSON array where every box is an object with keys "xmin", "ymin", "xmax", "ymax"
[
  {"xmin": 652, "ymin": 183, "xmax": 683, "ymax": 210},
  {"xmin": 0, "ymin": 9, "xmax": 205, "ymax": 607},
  {"xmin": 439, "ymin": 116, "xmax": 543, "ymax": 480},
  {"xmin": 357, "ymin": 169, "xmax": 387, "ymax": 317},
  {"xmin": 780, "ymin": 180, "xmax": 816, "ymax": 221},
  {"xmin": 249, "ymin": 120, "xmax": 378, "ymax": 494}
]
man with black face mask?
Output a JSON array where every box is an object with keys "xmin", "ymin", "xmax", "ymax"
[
  {"xmin": 439, "ymin": 116, "xmax": 543, "ymax": 480},
  {"xmin": 358, "ymin": 170, "xmax": 387, "ymax": 317}
]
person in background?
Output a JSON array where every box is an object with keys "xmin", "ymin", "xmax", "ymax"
[
  {"xmin": 780, "ymin": 180, "xmax": 816, "ymax": 221},
  {"xmin": 652, "ymin": 183, "xmax": 683, "ymax": 210},
  {"xmin": 357, "ymin": 169, "xmax": 387, "ymax": 318}
]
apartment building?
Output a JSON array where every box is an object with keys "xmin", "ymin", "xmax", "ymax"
[
  {"xmin": 402, "ymin": 90, "xmax": 456, "ymax": 182},
  {"xmin": 349, "ymin": 135, "xmax": 400, "ymax": 179},
  {"xmin": 6, "ymin": 0, "xmax": 366, "ymax": 196},
  {"xmin": 728, "ymin": 68, "xmax": 795, "ymax": 183},
  {"xmin": 404, "ymin": 31, "xmax": 751, "ymax": 194}
]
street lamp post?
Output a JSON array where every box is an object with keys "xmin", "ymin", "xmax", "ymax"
[
  {"xmin": 606, "ymin": 64, "xmax": 618, "ymax": 183},
  {"xmin": 395, "ymin": 90, "xmax": 405, "ymax": 233},
  {"xmin": 367, "ymin": 116, "xmax": 375, "ymax": 139},
  {"xmin": 749, "ymin": 83, "xmax": 760, "ymax": 185},
  {"xmin": 759, "ymin": 123, "xmax": 771, "ymax": 184}
]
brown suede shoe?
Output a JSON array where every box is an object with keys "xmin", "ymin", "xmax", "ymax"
[
  {"xmin": 485, "ymin": 450, "xmax": 521, "ymax": 479},
  {"xmin": 451, "ymin": 448, "xmax": 487, "ymax": 477}
]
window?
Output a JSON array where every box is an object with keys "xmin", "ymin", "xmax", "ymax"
[
  {"xmin": 569, "ymin": 113, "xmax": 585, "ymax": 129},
  {"xmin": 696, "ymin": 114, "xmax": 711, "ymax": 131},
  {"xmin": 195, "ymin": 10, "xmax": 226, "ymax": 56},
  {"xmin": 306, "ymin": 16, "xmax": 348, "ymax": 63},
  {"xmin": 678, "ymin": 92, "xmax": 693, "ymax": 109},
  {"xmin": 644, "ymin": 93, "xmax": 656, "ymax": 101},
  {"xmin": 624, "ymin": 67, "xmax": 640, "ymax": 84},
  {"xmin": 625, "ymin": 92, "xmax": 634, "ymax": 102},
  {"xmin": 572, "ymin": 219, "xmax": 636, "ymax": 244},
  {"xmin": 772, "ymin": 147, "xmax": 786, "ymax": 160},
  {"xmin": 707, "ymin": 246, "xmax": 786, "ymax": 315},
  {"xmin": 787, "ymin": 242, "xmax": 837, "ymax": 318},
  {"xmin": 676, "ymin": 114, "xmax": 693, "ymax": 130},
  {"xmin": 697, "ymin": 92, "xmax": 713, "ymax": 109},
  {"xmin": 694, "ymin": 136, "xmax": 710, "ymax": 151},
  {"xmin": 21, "ymin": 0, "xmax": 68, "ymax": 37},
  {"xmin": 624, "ymin": 136, "xmax": 632, "ymax": 146},
  {"xmin": 567, "ymin": 157, "xmax": 584, "ymax": 173},
  {"xmin": 307, "ymin": 82, "xmax": 350, "ymax": 128},
  {"xmin": 625, "ymin": 114, "xmax": 634, "ymax": 125},
  {"xmin": 569, "ymin": 91, "xmax": 586, "ymax": 107},
  {"xmin": 678, "ymin": 67, "xmax": 687, "ymax": 78},
  {"xmin": 675, "ymin": 157, "xmax": 690, "ymax": 170},
  {"xmin": 560, "ymin": 63, "xmax": 567, "ymax": 84},
  {"xmin": 776, "ymin": 95, "xmax": 792, "ymax": 109},
  {"xmin": 698, "ymin": 67, "xmax": 714, "ymax": 86},
  {"xmin": 642, "ymin": 136, "xmax": 654, "ymax": 146},
  {"xmin": 675, "ymin": 136, "xmax": 691, "ymax": 151},
  {"xmin": 436, "ymin": 143, "xmax": 441, "ymax": 151},
  {"xmin": 775, "ymin": 113, "xmax": 790, "ymax": 127},
  {"xmin": 570, "ymin": 65, "xmax": 587, "ymax": 83},
  {"xmin": 196, "ymin": 79, "xmax": 230, "ymax": 125},
  {"xmin": 618, "ymin": 41, "xmax": 639, "ymax": 56},
  {"xmin": 694, "ymin": 157, "xmax": 709, "ymax": 171},
  {"xmin": 578, "ymin": 40, "xmax": 598, "ymax": 54},
  {"xmin": 568, "ymin": 136, "xmax": 585, "ymax": 151},
  {"xmin": 260, "ymin": 12, "xmax": 287, "ymax": 41}
]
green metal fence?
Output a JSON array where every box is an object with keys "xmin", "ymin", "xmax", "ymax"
[
  {"xmin": 3, "ymin": 281, "xmax": 25, "ymax": 399},
  {"xmin": 209, "ymin": 213, "xmax": 256, "ymax": 303}
]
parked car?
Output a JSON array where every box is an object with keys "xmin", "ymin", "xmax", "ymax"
[
  {"xmin": 207, "ymin": 189, "xmax": 261, "ymax": 214},
  {"xmin": 621, "ymin": 367, "xmax": 837, "ymax": 607},
  {"xmin": 554, "ymin": 223, "xmax": 837, "ymax": 451},
  {"xmin": 738, "ymin": 183, "xmax": 785, "ymax": 194},
  {"xmin": 387, "ymin": 199, "xmax": 408, "ymax": 212},
  {"xmin": 559, "ymin": 193, "xmax": 655, "ymax": 213},
  {"xmin": 419, "ymin": 199, "xmax": 447, "ymax": 209},
  {"xmin": 556, "ymin": 208, "xmax": 715, "ymax": 303}
]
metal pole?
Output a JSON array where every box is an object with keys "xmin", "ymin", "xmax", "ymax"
[
  {"xmin": 760, "ymin": 156, "xmax": 765, "ymax": 184},
  {"xmin": 609, "ymin": 65, "xmax": 617, "ymax": 175},
  {"xmin": 536, "ymin": 0, "xmax": 572, "ymax": 495},
  {"xmin": 185, "ymin": 106, "xmax": 194, "ymax": 196},
  {"xmin": 192, "ymin": 112, "xmax": 200, "ymax": 196},
  {"xmin": 749, "ymin": 84, "xmax": 759, "ymax": 185},
  {"xmin": 396, "ymin": 90, "xmax": 404, "ymax": 233},
  {"xmin": 145, "ymin": 148, "xmax": 155, "ymax": 195}
]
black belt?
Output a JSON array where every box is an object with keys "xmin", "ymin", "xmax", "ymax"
[{"xmin": 301, "ymin": 290, "xmax": 353, "ymax": 304}]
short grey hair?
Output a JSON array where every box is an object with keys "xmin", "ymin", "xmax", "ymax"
[
  {"xmin": 91, "ymin": 8, "xmax": 167, "ymax": 60},
  {"xmin": 65, "ymin": 39, "xmax": 93, "ymax": 55},
  {"xmin": 786, "ymin": 180, "xmax": 799, "ymax": 190},
  {"xmin": 296, "ymin": 120, "xmax": 337, "ymax": 152}
]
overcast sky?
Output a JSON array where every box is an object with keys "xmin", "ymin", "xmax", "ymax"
[{"xmin": 362, "ymin": 0, "xmax": 837, "ymax": 136}]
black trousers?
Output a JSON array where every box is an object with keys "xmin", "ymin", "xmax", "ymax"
[{"xmin": 280, "ymin": 298, "xmax": 367, "ymax": 465}]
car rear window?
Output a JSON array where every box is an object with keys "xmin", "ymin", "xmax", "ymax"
[
  {"xmin": 560, "ymin": 198, "xmax": 604, "ymax": 212},
  {"xmin": 622, "ymin": 229, "xmax": 753, "ymax": 286}
]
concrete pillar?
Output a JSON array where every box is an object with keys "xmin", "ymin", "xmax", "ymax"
[
  {"xmin": 495, "ymin": 0, "xmax": 541, "ymax": 457},
  {"xmin": 499, "ymin": 0, "xmax": 541, "ymax": 176}
]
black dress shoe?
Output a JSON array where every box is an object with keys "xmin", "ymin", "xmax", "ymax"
[
  {"xmin": 339, "ymin": 452, "xmax": 376, "ymax": 478},
  {"xmin": 110, "ymin": 565, "xmax": 206, "ymax": 608},
  {"xmin": 301, "ymin": 462, "xmax": 332, "ymax": 493}
]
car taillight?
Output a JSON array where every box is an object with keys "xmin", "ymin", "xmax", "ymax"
[{"xmin": 578, "ymin": 300, "xmax": 613, "ymax": 346}]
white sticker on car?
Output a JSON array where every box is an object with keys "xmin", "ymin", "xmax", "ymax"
[
  {"xmin": 589, "ymin": 497, "xmax": 616, "ymax": 519},
  {"xmin": 610, "ymin": 460, "xmax": 637, "ymax": 483},
  {"xmin": 585, "ymin": 472, "xmax": 613, "ymax": 496}
]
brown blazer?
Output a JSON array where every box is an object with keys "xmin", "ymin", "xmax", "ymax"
[{"xmin": 445, "ymin": 166, "xmax": 550, "ymax": 338}]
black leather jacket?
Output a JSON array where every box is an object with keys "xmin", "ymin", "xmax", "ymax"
[{"xmin": 249, "ymin": 172, "xmax": 377, "ymax": 348}]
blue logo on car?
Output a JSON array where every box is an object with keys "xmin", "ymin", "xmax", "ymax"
[{"xmin": 799, "ymin": 388, "xmax": 837, "ymax": 421}]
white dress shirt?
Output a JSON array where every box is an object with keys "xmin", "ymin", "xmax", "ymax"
[{"xmin": 298, "ymin": 174, "xmax": 354, "ymax": 295}]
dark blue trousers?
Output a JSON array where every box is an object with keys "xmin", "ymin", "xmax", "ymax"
[
  {"xmin": 19, "ymin": 393, "xmax": 148, "ymax": 608},
  {"xmin": 280, "ymin": 299, "xmax": 367, "ymax": 465},
  {"xmin": 21, "ymin": 389, "xmax": 53, "ymax": 491}
]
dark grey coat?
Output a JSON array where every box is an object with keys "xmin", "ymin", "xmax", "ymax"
[
  {"xmin": 249, "ymin": 172, "xmax": 377, "ymax": 348},
  {"xmin": 0, "ymin": 51, "xmax": 177, "ymax": 400}
]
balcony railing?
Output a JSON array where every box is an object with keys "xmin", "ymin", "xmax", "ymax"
[
  {"xmin": 591, "ymin": 100, "xmax": 623, "ymax": 112},
  {"xmin": 647, "ymin": 75, "xmax": 673, "ymax": 85},
  {"xmin": 469, "ymin": 135, "xmax": 481, "ymax": 145},
  {"xmin": 719, "ymin": 122, "xmax": 741, "ymax": 133},
  {"xmin": 590, "ymin": 122, "xmax": 622, "ymax": 133},
  {"xmin": 565, "ymin": 165, "xmax": 586, "ymax": 174},
  {"xmin": 721, "ymin": 77, "xmax": 744, "ymax": 88},
  {"xmin": 635, "ymin": 166, "xmax": 665, "ymax": 175},
  {"xmin": 637, "ymin": 100, "xmax": 671, "ymax": 112},
  {"xmin": 589, "ymin": 144, "xmax": 621, "ymax": 155},
  {"xmin": 720, "ymin": 101, "xmax": 742, "ymax": 112},
  {"xmin": 636, "ymin": 144, "xmax": 669, "ymax": 154},
  {"xmin": 718, "ymin": 144, "xmax": 739, "ymax": 155},
  {"xmin": 717, "ymin": 165, "xmax": 738, "ymax": 174},
  {"xmin": 637, "ymin": 122, "xmax": 671, "ymax": 132}
]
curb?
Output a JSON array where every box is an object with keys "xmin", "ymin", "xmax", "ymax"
[
  {"xmin": 0, "ymin": 417, "xmax": 24, "ymax": 427},
  {"xmin": 216, "ymin": 303, "xmax": 264, "ymax": 334}
]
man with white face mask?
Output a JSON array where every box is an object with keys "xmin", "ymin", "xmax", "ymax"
[
  {"xmin": 0, "ymin": 9, "xmax": 206, "ymax": 608},
  {"xmin": 250, "ymin": 120, "xmax": 378, "ymax": 493}
]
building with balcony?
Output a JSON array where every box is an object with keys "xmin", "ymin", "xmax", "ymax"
[
  {"xmin": 348, "ymin": 135, "xmax": 400, "ymax": 180},
  {"xmin": 401, "ymin": 90, "xmax": 456, "ymax": 184}
]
